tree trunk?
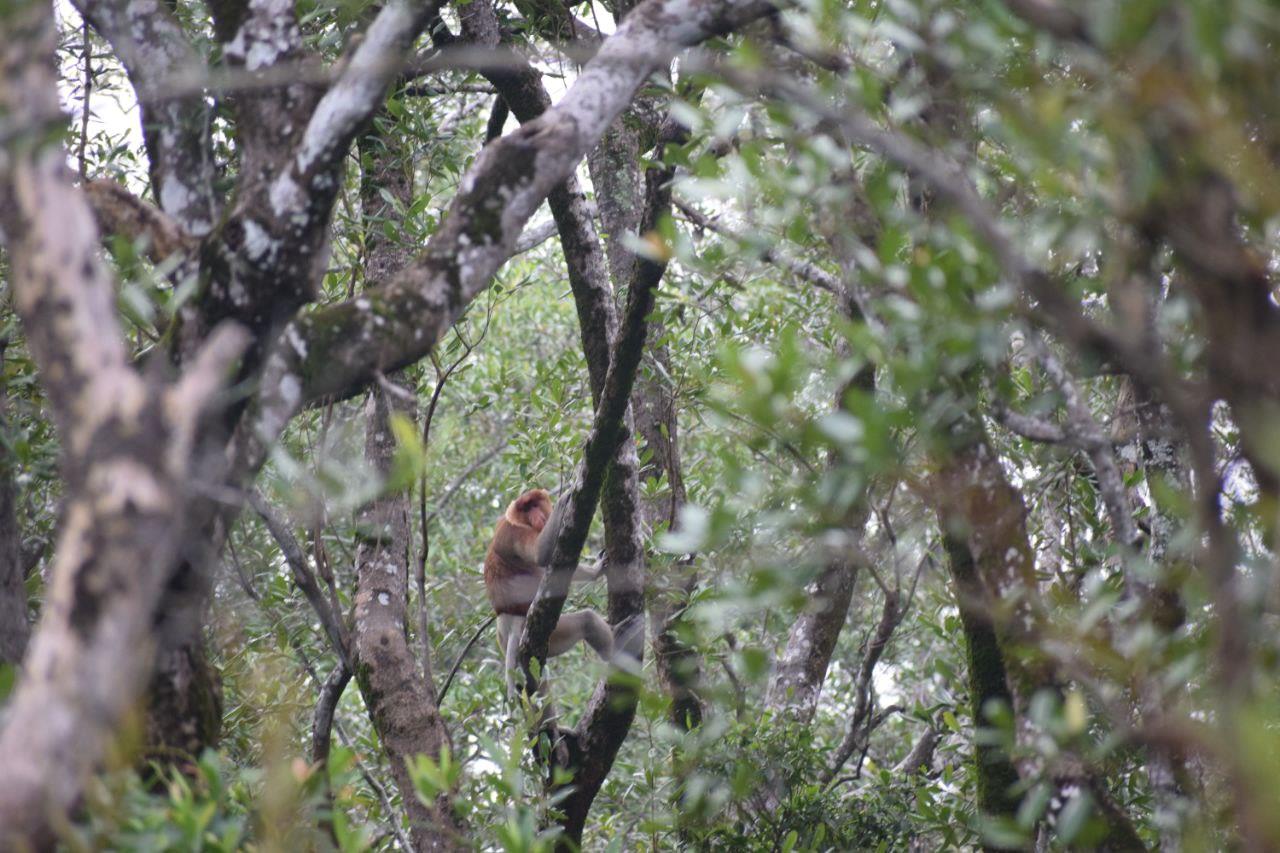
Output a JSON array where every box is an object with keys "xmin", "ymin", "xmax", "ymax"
[
  {"xmin": 0, "ymin": 4, "xmax": 243, "ymax": 837},
  {"xmin": 586, "ymin": 102, "xmax": 706, "ymax": 731},
  {"xmin": 931, "ymin": 418, "xmax": 1146, "ymax": 851},
  {"xmin": 940, "ymin": 534, "xmax": 1022, "ymax": 824},
  {"xmin": 345, "ymin": 121, "xmax": 462, "ymax": 851},
  {"xmin": 0, "ymin": 338, "xmax": 30, "ymax": 667},
  {"xmin": 351, "ymin": 387, "xmax": 461, "ymax": 852}
]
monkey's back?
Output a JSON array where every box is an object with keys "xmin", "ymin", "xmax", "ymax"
[{"xmin": 484, "ymin": 519, "xmax": 543, "ymax": 616}]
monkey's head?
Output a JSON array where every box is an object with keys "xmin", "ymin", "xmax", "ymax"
[{"xmin": 508, "ymin": 488, "xmax": 552, "ymax": 531}]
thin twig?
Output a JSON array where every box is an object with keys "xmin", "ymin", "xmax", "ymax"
[
  {"xmin": 416, "ymin": 311, "xmax": 494, "ymax": 683},
  {"xmin": 77, "ymin": 20, "xmax": 91, "ymax": 180},
  {"xmin": 250, "ymin": 491, "xmax": 350, "ymax": 664},
  {"xmin": 436, "ymin": 615, "xmax": 496, "ymax": 705}
]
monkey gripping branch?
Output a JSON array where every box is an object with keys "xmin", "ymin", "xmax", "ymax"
[
  {"xmin": 0, "ymin": 0, "xmax": 777, "ymax": 845},
  {"xmin": 514, "ymin": 238, "xmax": 665, "ymax": 695}
]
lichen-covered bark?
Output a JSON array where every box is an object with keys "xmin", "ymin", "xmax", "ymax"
[
  {"xmin": 172, "ymin": 0, "xmax": 315, "ymax": 361},
  {"xmin": 145, "ymin": 0, "xmax": 446, "ymax": 767},
  {"xmin": 0, "ymin": 4, "xmax": 244, "ymax": 840},
  {"xmin": 176, "ymin": 0, "xmax": 441, "ymax": 367}
]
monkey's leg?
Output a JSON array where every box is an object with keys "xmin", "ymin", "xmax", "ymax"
[
  {"xmin": 497, "ymin": 613, "xmax": 525, "ymax": 699},
  {"xmin": 547, "ymin": 610, "xmax": 614, "ymax": 662}
]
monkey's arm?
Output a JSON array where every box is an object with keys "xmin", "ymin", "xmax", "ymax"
[
  {"xmin": 535, "ymin": 494, "xmax": 602, "ymax": 581},
  {"xmin": 535, "ymin": 493, "xmax": 570, "ymax": 567}
]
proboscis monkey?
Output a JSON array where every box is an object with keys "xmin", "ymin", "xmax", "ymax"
[{"xmin": 484, "ymin": 488, "xmax": 613, "ymax": 698}]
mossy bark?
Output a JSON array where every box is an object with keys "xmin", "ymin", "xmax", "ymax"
[{"xmin": 942, "ymin": 534, "xmax": 1022, "ymax": 824}]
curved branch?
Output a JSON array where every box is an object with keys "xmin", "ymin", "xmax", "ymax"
[
  {"xmin": 230, "ymin": 0, "xmax": 778, "ymax": 482},
  {"xmin": 249, "ymin": 491, "xmax": 350, "ymax": 662},
  {"xmin": 311, "ymin": 661, "xmax": 352, "ymax": 766}
]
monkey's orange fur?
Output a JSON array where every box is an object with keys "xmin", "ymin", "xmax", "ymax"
[{"xmin": 484, "ymin": 488, "xmax": 551, "ymax": 616}]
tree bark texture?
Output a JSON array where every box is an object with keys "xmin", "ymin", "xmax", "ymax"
[
  {"xmin": 940, "ymin": 534, "xmax": 1022, "ymax": 825},
  {"xmin": 352, "ymin": 388, "xmax": 461, "ymax": 851},
  {"xmin": 346, "ymin": 120, "xmax": 461, "ymax": 851},
  {"xmin": 0, "ymin": 1, "xmax": 244, "ymax": 839},
  {"xmin": 0, "ymin": 0, "xmax": 778, "ymax": 840}
]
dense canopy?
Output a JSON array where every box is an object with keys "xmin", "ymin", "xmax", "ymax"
[{"xmin": 1, "ymin": 0, "xmax": 1279, "ymax": 849}]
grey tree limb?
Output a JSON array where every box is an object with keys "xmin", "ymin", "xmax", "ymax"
[
  {"xmin": 0, "ymin": 2, "xmax": 247, "ymax": 839},
  {"xmin": 229, "ymin": 0, "xmax": 779, "ymax": 528}
]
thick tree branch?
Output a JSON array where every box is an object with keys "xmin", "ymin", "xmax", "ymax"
[
  {"xmin": 0, "ymin": 3, "xmax": 247, "ymax": 838},
  {"xmin": 895, "ymin": 726, "xmax": 941, "ymax": 776},
  {"xmin": 82, "ymin": 178, "xmax": 196, "ymax": 264},
  {"xmin": 557, "ymin": 127, "xmax": 688, "ymax": 847},
  {"xmin": 351, "ymin": 388, "xmax": 462, "ymax": 850},
  {"xmin": 231, "ymin": 0, "xmax": 778, "ymax": 486},
  {"xmin": 447, "ymin": 0, "xmax": 618, "ymax": 380}
]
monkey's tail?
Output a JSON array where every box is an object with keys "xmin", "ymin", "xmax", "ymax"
[{"xmin": 437, "ymin": 614, "xmax": 497, "ymax": 705}]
